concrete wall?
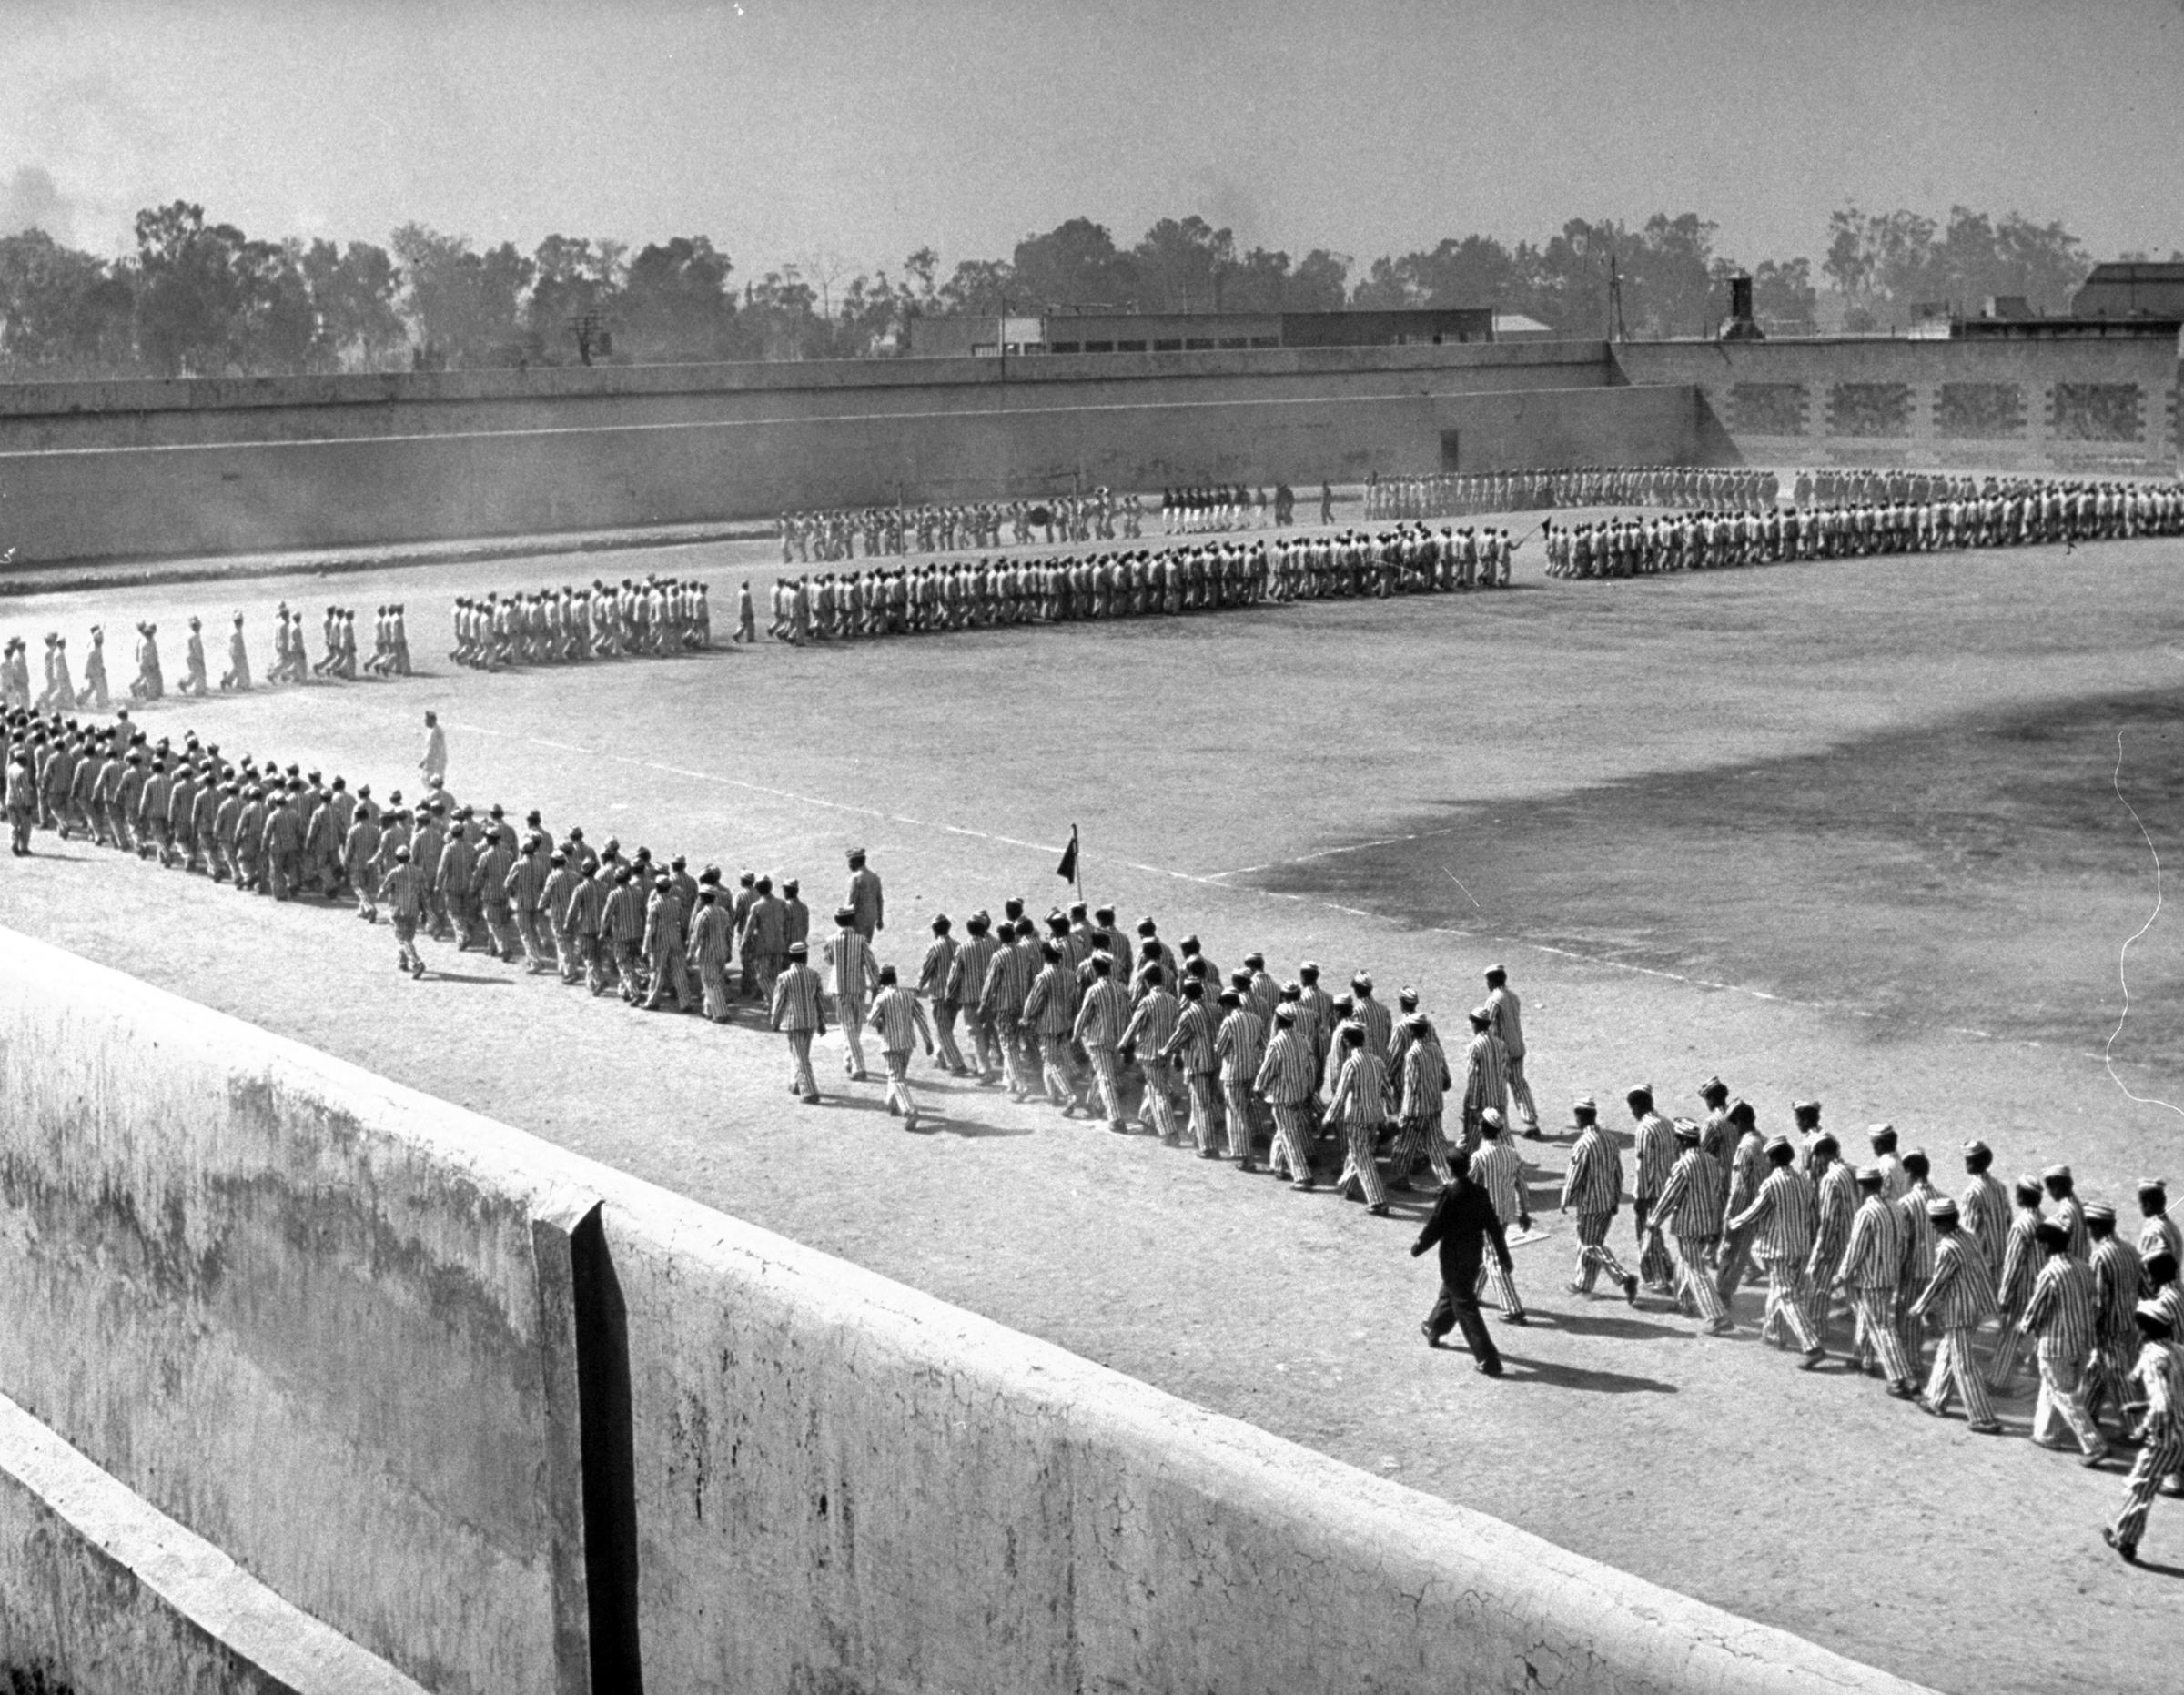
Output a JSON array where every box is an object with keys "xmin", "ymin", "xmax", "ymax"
[
  {"xmin": 0, "ymin": 379, "xmax": 1694, "ymax": 566},
  {"xmin": 0, "ymin": 1392, "xmax": 428, "ymax": 1695},
  {"xmin": 0, "ymin": 926, "xmax": 1928, "ymax": 1695},
  {"xmin": 1615, "ymin": 335, "xmax": 2181, "ymax": 475},
  {"xmin": 0, "ymin": 935, "xmax": 595, "ymax": 1695}
]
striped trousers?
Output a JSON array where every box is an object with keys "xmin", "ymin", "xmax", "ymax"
[
  {"xmin": 1184, "ymin": 1072, "xmax": 1219, "ymax": 1155},
  {"xmin": 880, "ymin": 1048, "xmax": 918, "ymax": 1124},
  {"xmin": 931, "ymin": 1004, "xmax": 967, "ymax": 1074},
  {"xmin": 784, "ymin": 1028, "xmax": 819, "ymax": 1097},
  {"xmin": 1475, "ymin": 1253, "xmax": 1526, "ymax": 1317},
  {"xmin": 1269, "ymin": 1103, "xmax": 1315, "ymax": 1181},
  {"xmin": 1923, "ymin": 1326, "xmax": 1997, "ymax": 1426},
  {"xmin": 1987, "ymin": 1305, "xmax": 2027, "ymax": 1391},
  {"xmin": 1848, "ymin": 1289, "xmax": 1914, "ymax": 1383},
  {"xmin": 1335, "ymin": 1119, "xmax": 1389, "ymax": 1206},
  {"xmin": 1084, "ymin": 1046, "xmax": 1127, "ymax": 1127},
  {"xmin": 1220, "ymin": 1080, "xmax": 1258, "ymax": 1162},
  {"xmin": 1758, "ymin": 1260, "xmax": 1821, "ymax": 1352},
  {"xmin": 2111, "ymin": 1428, "xmax": 2184, "ymax": 1552},
  {"xmin": 1633, "ymin": 1200, "xmax": 1676, "ymax": 1289},
  {"xmin": 2032, "ymin": 1357, "xmax": 2105, "ymax": 1456},
  {"xmin": 1671, "ymin": 1236, "xmax": 1730, "ymax": 1325},
  {"xmin": 1502, "ymin": 1054, "xmax": 1540, "ymax": 1135},
  {"xmin": 1037, "ymin": 1032, "xmax": 1079, "ymax": 1105},
  {"xmin": 1397, "ymin": 1114, "xmax": 1453, "ymax": 1186},
  {"xmin": 1138, "ymin": 1058, "xmax": 1183, "ymax": 1141},
  {"xmin": 1572, "ymin": 1212, "xmax": 1631, "ymax": 1292}
]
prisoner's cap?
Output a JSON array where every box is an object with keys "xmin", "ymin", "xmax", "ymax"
[
  {"xmin": 753, "ymin": 875, "xmax": 774, "ymax": 893},
  {"xmin": 1274, "ymin": 1004, "xmax": 1297, "ymax": 1024},
  {"xmin": 1005, "ymin": 898, "xmax": 1025, "ymax": 920},
  {"xmin": 1402, "ymin": 1012, "xmax": 1430, "ymax": 1033},
  {"xmin": 2086, "ymin": 1202, "xmax": 2118, "ymax": 1225},
  {"xmin": 1868, "ymin": 1123, "xmax": 1896, "ymax": 1146},
  {"xmin": 2016, "ymin": 1173, "xmax": 2044, "ymax": 1199},
  {"xmin": 394, "ymin": 844, "xmax": 411, "ymax": 861},
  {"xmin": 526, "ymin": 811, "xmax": 541, "ymax": 826},
  {"xmin": 1299, "ymin": 959, "xmax": 1320, "ymax": 977},
  {"xmin": 1218, "ymin": 988, "xmax": 1242, "ymax": 1006},
  {"xmin": 877, "ymin": 964, "xmax": 898, "ymax": 985},
  {"xmin": 1091, "ymin": 954, "xmax": 1113, "ymax": 975},
  {"xmin": 834, "ymin": 904, "xmax": 857, "ymax": 924},
  {"xmin": 670, "ymin": 854, "xmax": 686, "ymax": 870},
  {"xmin": 2135, "ymin": 1302, "xmax": 2177, "ymax": 1339},
  {"xmin": 1928, "ymin": 1197, "xmax": 1962, "ymax": 1223},
  {"xmin": 783, "ymin": 879, "xmax": 800, "ymax": 894},
  {"xmin": 1047, "ymin": 913, "xmax": 1070, "ymax": 935},
  {"xmin": 1139, "ymin": 938, "xmax": 1161, "ymax": 960},
  {"xmin": 1243, "ymin": 951, "xmax": 1264, "ymax": 968},
  {"xmin": 1572, "ymin": 1093, "xmax": 1597, "ymax": 1112},
  {"xmin": 846, "ymin": 847, "xmax": 865, "ymax": 862},
  {"xmin": 1179, "ymin": 933, "xmax": 1200, "ymax": 951},
  {"xmin": 1480, "ymin": 1108, "xmax": 1506, "ymax": 1137},
  {"xmin": 1095, "ymin": 905, "xmax": 1116, "ymax": 923},
  {"xmin": 1673, "ymin": 1117, "xmax": 1702, "ymax": 1143},
  {"xmin": 1963, "ymin": 1138, "xmax": 1992, "ymax": 1162},
  {"xmin": 1811, "ymin": 1133, "xmax": 1839, "ymax": 1156},
  {"xmin": 1280, "ymin": 981, "xmax": 1302, "ymax": 999},
  {"xmin": 787, "ymin": 942, "xmax": 807, "ymax": 958},
  {"xmin": 1764, "ymin": 1135, "xmax": 1794, "ymax": 1158},
  {"xmin": 2141, "ymin": 1178, "xmax": 2169, "ymax": 1200},
  {"xmin": 1484, "ymin": 962, "xmax": 1506, "ymax": 978},
  {"xmin": 1068, "ymin": 901, "xmax": 1087, "ymax": 919},
  {"xmin": 1856, "ymin": 1165, "xmax": 1884, "ymax": 1184},
  {"xmin": 490, "ymin": 803, "xmax": 505, "ymax": 819},
  {"xmin": 1699, "ymin": 1075, "xmax": 1727, "ymax": 1098},
  {"xmin": 2034, "ymin": 1219, "xmax": 2069, "ymax": 1248},
  {"xmin": 653, "ymin": 874, "xmax": 672, "ymax": 891},
  {"xmin": 1180, "ymin": 978, "xmax": 1204, "ymax": 999},
  {"xmin": 1137, "ymin": 917, "xmax": 1158, "ymax": 936},
  {"xmin": 931, "ymin": 914, "xmax": 952, "ymax": 933},
  {"xmin": 2042, "ymin": 1164, "xmax": 2072, "ymax": 1185},
  {"xmin": 1901, "ymin": 1148, "xmax": 1930, "ymax": 1175},
  {"xmin": 550, "ymin": 851, "xmax": 567, "ymax": 866},
  {"xmin": 1793, "ymin": 1098, "xmax": 1820, "ymax": 1115},
  {"xmin": 568, "ymin": 826, "xmax": 584, "ymax": 840},
  {"xmin": 1351, "ymin": 973, "xmax": 1373, "ymax": 993},
  {"xmin": 1626, "ymin": 1085, "xmax": 1653, "ymax": 1105},
  {"xmin": 614, "ymin": 866, "xmax": 632, "ymax": 884}
]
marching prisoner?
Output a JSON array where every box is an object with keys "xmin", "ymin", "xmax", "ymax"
[
  {"xmin": 2021, "ymin": 1220, "xmax": 2109, "ymax": 1464},
  {"xmin": 1413, "ymin": 1146, "xmax": 1512, "ymax": 1374},
  {"xmin": 770, "ymin": 940, "xmax": 827, "ymax": 1102},
  {"xmin": 1627, "ymin": 1086, "xmax": 1678, "ymax": 1290},
  {"xmin": 867, "ymin": 964, "xmax": 935, "ymax": 1129},
  {"xmin": 1911, "ymin": 1198, "xmax": 2002, "ymax": 1432},
  {"xmin": 1073, "ymin": 953, "xmax": 1131, "ymax": 1133},
  {"xmin": 1393, "ymin": 1012, "xmax": 1454, "ymax": 1189},
  {"xmin": 1214, "ymin": 986, "xmax": 1265, "ymax": 1167},
  {"xmin": 1645, "ymin": 1117, "xmax": 1732, "ymax": 1333},
  {"xmin": 2105, "ymin": 1303, "xmax": 2184, "ymax": 1563},
  {"xmin": 919, "ymin": 914, "xmax": 969, "ymax": 1075},
  {"xmin": 381, "ymin": 844, "xmax": 427, "ymax": 978},
  {"xmin": 1252, "ymin": 1004, "xmax": 1319, "ymax": 1187},
  {"xmin": 1459, "ymin": 1007, "xmax": 1509, "ymax": 1153},
  {"xmin": 1715, "ymin": 1100, "xmax": 1764, "ymax": 1304},
  {"xmin": 1328, "ymin": 1023, "xmax": 1393, "ymax": 1214},
  {"xmin": 1561, "ymin": 1095, "xmax": 1638, "ymax": 1303},
  {"xmin": 1727, "ymin": 1135, "xmax": 1825, "ymax": 1366},
  {"xmin": 1021, "ymin": 940, "xmax": 1084, "ymax": 1112},
  {"xmin": 1482, "ymin": 964, "xmax": 1539, "ymax": 1135},
  {"xmin": 1991, "ymin": 1174, "xmax": 2048, "ymax": 1391},
  {"xmin": 1470, "ymin": 1110, "xmax": 1531, "ymax": 1321},
  {"xmin": 1120, "ymin": 967, "xmax": 1183, "ymax": 1141},
  {"xmin": 846, "ymin": 846, "xmax": 883, "ymax": 940},
  {"xmin": 2086, "ymin": 1204, "xmax": 2144, "ymax": 1431},
  {"xmin": 1806, "ymin": 1134, "xmax": 1856, "ymax": 1343},
  {"xmin": 824, "ymin": 905, "xmax": 880, "ymax": 1078},
  {"xmin": 643, "ymin": 874, "xmax": 695, "ymax": 1013},
  {"xmin": 1835, "ymin": 1165, "xmax": 1916, "ymax": 1395}
]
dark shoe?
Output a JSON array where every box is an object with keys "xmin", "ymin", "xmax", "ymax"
[
  {"xmin": 1886, "ymin": 1381, "xmax": 1916, "ymax": 1400},
  {"xmin": 1623, "ymin": 1275, "xmax": 1641, "ymax": 1307},
  {"xmin": 1498, "ymin": 1312, "xmax": 1529, "ymax": 1326},
  {"xmin": 2103, "ymin": 1527, "xmax": 2139, "ymax": 1563},
  {"xmin": 1367, "ymin": 1202, "xmax": 1390, "ymax": 1216},
  {"xmin": 1475, "ymin": 1360, "xmax": 1504, "ymax": 1377},
  {"xmin": 1797, "ymin": 1347, "xmax": 1826, "ymax": 1371},
  {"xmin": 1968, "ymin": 1419, "xmax": 2005, "ymax": 1435},
  {"xmin": 1421, "ymin": 1322, "xmax": 1441, "ymax": 1349}
]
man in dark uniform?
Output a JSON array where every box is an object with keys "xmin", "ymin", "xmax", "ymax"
[{"xmin": 1411, "ymin": 1147, "xmax": 1515, "ymax": 1375}]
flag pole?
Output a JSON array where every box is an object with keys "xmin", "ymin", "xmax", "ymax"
[{"xmin": 1072, "ymin": 823, "xmax": 1083, "ymax": 902}]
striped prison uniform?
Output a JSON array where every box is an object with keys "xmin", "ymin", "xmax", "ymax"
[
  {"xmin": 1483, "ymin": 983, "xmax": 1538, "ymax": 1135},
  {"xmin": 824, "ymin": 929, "xmax": 879, "ymax": 1076},
  {"xmin": 1730, "ymin": 1166, "xmax": 1822, "ymax": 1352},
  {"xmin": 540, "ymin": 866, "xmax": 579, "ymax": 982},
  {"xmin": 689, "ymin": 903, "xmax": 735, "ymax": 1021},
  {"xmin": 381, "ymin": 865, "xmax": 425, "ymax": 970},
  {"xmin": 948, "ymin": 933, "xmax": 1002, "ymax": 1076},
  {"xmin": 1648, "ymin": 1146, "xmax": 1729, "ymax": 1325},
  {"xmin": 1160, "ymin": 1001, "xmax": 1220, "ymax": 1155},
  {"xmin": 1807, "ymin": 1161, "xmax": 1859, "ymax": 1340},
  {"xmin": 1961, "ymin": 1170, "xmax": 2012, "ymax": 1283},
  {"xmin": 1121, "ymin": 989, "xmax": 1184, "ymax": 1141},
  {"xmin": 1989, "ymin": 1203, "xmax": 2045, "ymax": 1390},
  {"xmin": 1460, "ymin": 1031, "xmax": 1509, "ymax": 1152},
  {"xmin": 2051, "ymin": 1193, "xmax": 2089, "ymax": 1262},
  {"xmin": 2141, "ymin": 1209, "xmax": 2183, "ymax": 1267},
  {"xmin": 1396, "ymin": 1039, "xmax": 1454, "ymax": 1188},
  {"xmin": 1837, "ymin": 1195, "xmax": 1914, "ymax": 1385},
  {"xmin": 2088, "ymin": 1235, "xmax": 2145, "ymax": 1426},
  {"xmin": 917, "ymin": 933, "xmax": 966, "ymax": 1074},
  {"xmin": 507, "ymin": 852, "xmax": 552, "ymax": 972},
  {"xmin": 1351, "ymin": 996, "xmax": 1392, "ymax": 1063},
  {"xmin": 1471, "ymin": 1138, "xmax": 1529, "ymax": 1316},
  {"xmin": 1021, "ymin": 964, "xmax": 1084, "ymax": 1107},
  {"xmin": 1562, "ymin": 1126, "xmax": 1631, "ymax": 1293},
  {"xmin": 1328, "ymin": 1050, "xmax": 1392, "ymax": 1207},
  {"xmin": 1215, "ymin": 1004, "xmax": 1267, "ymax": 1163},
  {"xmin": 2021, "ymin": 1255, "xmax": 2106, "ymax": 1456},
  {"xmin": 1073, "ymin": 978, "xmax": 1133, "ymax": 1129},
  {"xmin": 1894, "ymin": 1184, "xmax": 1941, "ymax": 1371},
  {"xmin": 981, "ymin": 941, "xmax": 1037, "ymax": 1095},
  {"xmin": 2111, "ymin": 1339, "xmax": 2184, "ymax": 1554},
  {"xmin": 866, "ymin": 986, "xmax": 934, "ymax": 1123},
  {"xmin": 1716, "ymin": 1132, "xmax": 1766, "ymax": 1306},
  {"xmin": 570, "ymin": 875, "xmax": 610, "ymax": 995},
  {"xmin": 770, "ymin": 963, "xmax": 827, "ymax": 1097},
  {"xmin": 1911, "ymin": 1233, "xmax": 1998, "ymax": 1427},
  {"xmin": 1632, "ymin": 1111, "xmax": 1679, "ymax": 1290},
  {"xmin": 1252, "ymin": 1028, "xmax": 1319, "ymax": 1181},
  {"xmin": 601, "ymin": 881, "xmax": 645, "ymax": 999}
]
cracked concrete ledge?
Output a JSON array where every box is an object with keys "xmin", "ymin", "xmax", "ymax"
[{"xmin": 0, "ymin": 1392, "xmax": 429, "ymax": 1695}]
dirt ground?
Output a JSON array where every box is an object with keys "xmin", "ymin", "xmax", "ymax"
[{"xmin": 6, "ymin": 509, "xmax": 2184, "ymax": 1693}]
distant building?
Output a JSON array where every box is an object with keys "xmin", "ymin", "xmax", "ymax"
[
  {"xmin": 1491, "ymin": 312, "xmax": 1553, "ymax": 341},
  {"xmin": 2073, "ymin": 261, "xmax": 2184, "ymax": 320},
  {"xmin": 905, "ymin": 305, "xmax": 1495, "ymax": 359}
]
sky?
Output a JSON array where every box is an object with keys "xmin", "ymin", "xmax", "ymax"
[{"xmin": 2, "ymin": 0, "xmax": 2180, "ymax": 282}]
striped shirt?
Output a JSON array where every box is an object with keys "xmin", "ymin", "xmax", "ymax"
[
  {"xmin": 1472, "ymin": 1140, "xmax": 1530, "ymax": 1226},
  {"xmin": 947, "ymin": 934, "xmax": 1000, "ymax": 1006},
  {"xmin": 1997, "ymin": 1204, "xmax": 2045, "ymax": 1312},
  {"xmin": 1896, "ymin": 1184, "xmax": 1940, "ymax": 1288},
  {"xmin": 1812, "ymin": 1162, "xmax": 1859, "ymax": 1266},
  {"xmin": 2052, "ymin": 1194, "xmax": 2089, "ymax": 1261},
  {"xmin": 824, "ymin": 930, "xmax": 879, "ymax": 1006},
  {"xmin": 1021, "ymin": 963, "xmax": 1082, "ymax": 1036},
  {"xmin": 981, "ymin": 942, "xmax": 1035, "ymax": 1017},
  {"xmin": 866, "ymin": 985, "xmax": 933, "ymax": 1054},
  {"xmin": 1253, "ymin": 1027, "xmax": 1319, "ymax": 1104},
  {"xmin": 1912, "ymin": 1232, "xmax": 1998, "ymax": 1328},
  {"xmin": 380, "ymin": 863, "xmax": 424, "ymax": 923},
  {"xmin": 1483, "ymin": 984, "xmax": 1525, "ymax": 1060},
  {"xmin": 1215, "ymin": 1006, "xmax": 1266, "ymax": 1084},
  {"xmin": 2020, "ymin": 1255, "xmax": 2099, "ymax": 1363},
  {"xmin": 918, "ymin": 934, "xmax": 959, "ymax": 1004},
  {"xmin": 2135, "ymin": 1340, "xmax": 2184, "ymax": 1442},
  {"xmin": 1722, "ymin": 1132, "xmax": 1765, "ymax": 1230},
  {"xmin": 1732, "ymin": 1166, "xmax": 1817, "ymax": 1264},
  {"xmin": 1162, "ymin": 1001, "xmax": 1217, "ymax": 1074},
  {"xmin": 1838, "ymin": 1194, "xmax": 1907, "ymax": 1293},
  {"xmin": 1352, "ymin": 996, "xmax": 1393, "ymax": 1058},
  {"xmin": 1960, "ymin": 1172, "xmax": 2012, "ymax": 1278},
  {"xmin": 602, "ymin": 884, "xmax": 645, "ymax": 944},
  {"xmin": 1328, "ymin": 1052, "xmax": 1391, "ymax": 1126},
  {"xmin": 2090, "ymin": 1236, "xmax": 2144, "ymax": 1344},
  {"xmin": 1461, "ymin": 1032, "xmax": 1508, "ymax": 1121},
  {"xmin": 540, "ymin": 867, "xmax": 580, "ymax": 932},
  {"xmin": 1121, "ymin": 988, "xmax": 1181, "ymax": 1058},
  {"xmin": 2141, "ymin": 1210, "xmax": 2184, "ymax": 1266},
  {"xmin": 1298, "ymin": 986, "xmax": 1336, "ymax": 1056},
  {"xmin": 1399, "ymin": 1039, "xmax": 1448, "ymax": 1121},
  {"xmin": 689, "ymin": 904, "xmax": 733, "ymax": 968},
  {"xmin": 1074, "ymin": 978, "xmax": 1131, "ymax": 1051},
  {"xmin": 1650, "ymin": 1146, "xmax": 1724, "ymax": 1239},
  {"xmin": 1633, "ymin": 1112, "xmax": 1677, "ymax": 1202},
  {"xmin": 1561, "ymin": 1125, "xmax": 1624, "ymax": 1216},
  {"xmin": 770, "ymin": 963, "xmax": 827, "ymax": 1033}
]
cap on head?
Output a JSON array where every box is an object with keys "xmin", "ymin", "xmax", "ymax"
[
  {"xmin": 1927, "ymin": 1197, "xmax": 1961, "ymax": 1223},
  {"xmin": 787, "ymin": 941, "xmax": 807, "ymax": 958}
]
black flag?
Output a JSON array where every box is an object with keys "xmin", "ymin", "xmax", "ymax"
[{"xmin": 1056, "ymin": 825, "xmax": 1079, "ymax": 883}]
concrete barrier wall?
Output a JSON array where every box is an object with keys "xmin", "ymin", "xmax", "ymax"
[
  {"xmin": 0, "ymin": 382, "xmax": 1697, "ymax": 565},
  {"xmin": 0, "ymin": 925, "xmax": 1926, "ymax": 1695},
  {"xmin": 1615, "ymin": 335, "xmax": 2182, "ymax": 476},
  {"xmin": 0, "ymin": 933, "xmax": 595, "ymax": 1695}
]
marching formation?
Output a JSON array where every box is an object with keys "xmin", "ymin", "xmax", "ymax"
[
  {"xmin": 450, "ymin": 579, "xmax": 710, "ymax": 667},
  {"xmin": 779, "ymin": 490, "xmax": 1146, "ymax": 562},
  {"xmin": 758, "ymin": 523, "xmax": 1519, "ymax": 641},
  {"xmin": 1, "ymin": 604, "xmax": 412, "ymax": 712},
  {"xmin": 1543, "ymin": 479, "xmax": 2184, "ymax": 578},
  {"xmin": 1368, "ymin": 466, "xmax": 1780, "ymax": 520}
]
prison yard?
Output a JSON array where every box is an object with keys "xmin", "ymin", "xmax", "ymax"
[{"xmin": 8, "ymin": 482, "xmax": 2184, "ymax": 1693}]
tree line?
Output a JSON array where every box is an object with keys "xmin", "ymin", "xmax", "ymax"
[{"xmin": 0, "ymin": 198, "xmax": 2112, "ymax": 382}]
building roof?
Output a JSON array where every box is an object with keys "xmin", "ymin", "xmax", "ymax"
[{"xmin": 2083, "ymin": 261, "xmax": 2184, "ymax": 284}]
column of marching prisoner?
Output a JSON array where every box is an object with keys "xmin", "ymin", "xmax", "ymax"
[{"xmin": 451, "ymin": 578, "xmax": 709, "ymax": 666}]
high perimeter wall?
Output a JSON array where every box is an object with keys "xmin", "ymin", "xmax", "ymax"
[
  {"xmin": 1615, "ymin": 334, "xmax": 2181, "ymax": 477},
  {"xmin": 0, "ymin": 928, "xmax": 1926, "ymax": 1695},
  {"xmin": 0, "ymin": 343, "xmax": 1688, "ymax": 565}
]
